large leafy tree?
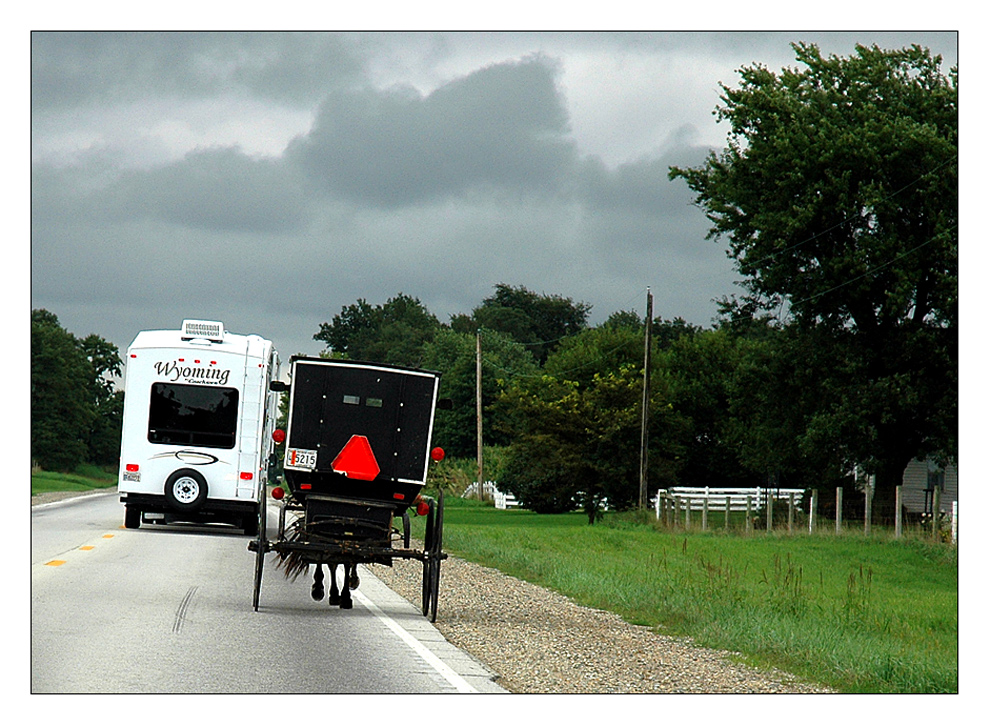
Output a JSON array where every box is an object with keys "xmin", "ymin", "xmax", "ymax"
[
  {"xmin": 670, "ymin": 44, "xmax": 957, "ymax": 513},
  {"xmin": 495, "ymin": 326, "xmax": 685, "ymax": 514},
  {"xmin": 452, "ymin": 283, "xmax": 592, "ymax": 364},
  {"xmin": 79, "ymin": 333, "xmax": 124, "ymax": 465},
  {"xmin": 313, "ymin": 293, "xmax": 441, "ymax": 367},
  {"xmin": 419, "ymin": 327, "xmax": 538, "ymax": 458}
]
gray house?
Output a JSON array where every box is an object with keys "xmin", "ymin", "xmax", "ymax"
[{"xmin": 901, "ymin": 458, "xmax": 958, "ymax": 515}]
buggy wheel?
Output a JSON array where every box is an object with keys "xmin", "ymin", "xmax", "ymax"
[
  {"xmin": 421, "ymin": 498, "xmax": 435, "ymax": 616},
  {"xmin": 421, "ymin": 491, "xmax": 444, "ymax": 622},
  {"xmin": 252, "ymin": 486, "xmax": 268, "ymax": 611}
]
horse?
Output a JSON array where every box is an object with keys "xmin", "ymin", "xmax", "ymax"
[{"xmin": 311, "ymin": 562, "xmax": 361, "ymax": 608}]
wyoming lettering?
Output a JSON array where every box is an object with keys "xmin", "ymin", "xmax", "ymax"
[{"xmin": 153, "ymin": 360, "xmax": 231, "ymax": 386}]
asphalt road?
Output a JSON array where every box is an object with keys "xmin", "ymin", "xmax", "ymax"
[{"xmin": 31, "ymin": 490, "xmax": 504, "ymax": 694}]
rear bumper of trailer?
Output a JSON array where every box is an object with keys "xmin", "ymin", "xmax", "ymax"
[{"xmin": 120, "ymin": 492, "xmax": 258, "ymax": 525}]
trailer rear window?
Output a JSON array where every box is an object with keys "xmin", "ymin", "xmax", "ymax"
[{"xmin": 148, "ymin": 383, "xmax": 239, "ymax": 449}]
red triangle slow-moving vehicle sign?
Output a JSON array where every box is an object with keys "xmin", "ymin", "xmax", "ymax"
[{"xmin": 331, "ymin": 435, "xmax": 381, "ymax": 481}]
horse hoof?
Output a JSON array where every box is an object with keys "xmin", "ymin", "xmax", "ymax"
[
  {"xmin": 311, "ymin": 588, "xmax": 324, "ymax": 601},
  {"xmin": 340, "ymin": 598, "xmax": 353, "ymax": 609},
  {"xmin": 328, "ymin": 594, "xmax": 340, "ymax": 606}
]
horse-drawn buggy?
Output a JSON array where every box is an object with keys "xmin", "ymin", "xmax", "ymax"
[{"xmin": 249, "ymin": 356, "xmax": 448, "ymax": 621}]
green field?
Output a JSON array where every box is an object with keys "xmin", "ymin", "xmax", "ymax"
[{"xmin": 422, "ymin": 496, "xmax": 958, "ymax": 694}]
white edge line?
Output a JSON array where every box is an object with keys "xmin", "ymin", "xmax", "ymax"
[{"xmin": 352, "ymin": 589, "xmax": 478, "ymax": 693}]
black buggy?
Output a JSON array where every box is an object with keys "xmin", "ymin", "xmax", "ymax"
[{"xmin": 249, "ymin": 357, "xmax": 448, "ymax": 621}]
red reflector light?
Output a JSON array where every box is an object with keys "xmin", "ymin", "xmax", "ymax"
[
  {"xmin": 272, "ymin": 428, "xmax": 286, "ymax": 444},
  {"xmin": 393, "ymin": 492, "xmax": 406, "ymax": 500},
  {"xmin": 125, "ymin": 464, "xmax": 139, "ymax": 472},
  {"xmin": 240, "ymin": 472, "xmax": 253, "ymax": 480},
  {"xmin": 300, "ymin": 483, "xmax": 312, "ymax": 490},
  {"xmin": 431, "ymin": 447, "xmax": 445, "ymax": 462},
  {"xmin": 271, "ymin": 487, "xmax": 285, "ymax": 500},
  {"xmin": 416, "ymin": 499, "xmax": 430, "ymax": 517}
]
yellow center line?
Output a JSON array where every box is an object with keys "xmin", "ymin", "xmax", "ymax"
[
  {"xmin": 79, "ymin": 546, "xmax": 95, "ymax": 551},
  {"xmin": 102, "ymin": 534, "xmax": 114, "ymax": 539},
  {"xmin": 45, "ymin": 560, "xmax": 66, "ymax": 567}
]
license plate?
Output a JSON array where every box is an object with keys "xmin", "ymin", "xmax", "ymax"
[
  {"xmin": 123, "ymin": 471, "xmax": 140, "ymax": 482},
  {"xmin": 287, "ymin": 448, "xmax": 318, "ymax": 469}
]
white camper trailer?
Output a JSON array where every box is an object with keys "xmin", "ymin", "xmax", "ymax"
[{"xmin": 117, "ymin": 320, "xmax": 280, "ymax": 534}]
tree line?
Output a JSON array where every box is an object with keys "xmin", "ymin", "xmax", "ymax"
[{"xmin": 31, "ymin": 309, "xmax": 123, "ymax": 472}]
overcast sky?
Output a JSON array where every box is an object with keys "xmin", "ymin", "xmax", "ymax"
[{"xmin": 31, "ymin": 30, "xmax": 959, "ymax": 362}]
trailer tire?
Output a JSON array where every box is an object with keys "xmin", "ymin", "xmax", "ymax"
[
  {"xmin": 164, "ymin": 469, "xmax": 208, "ymax": 512},
  {"xmin": 124, "ymin": 506, "xmax": 141, "ymax": 529}
]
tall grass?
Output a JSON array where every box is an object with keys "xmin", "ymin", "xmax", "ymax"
[
  {"xmin": 425, "ymin": 497, "xmax": 957, "ymax": 693},
  {"xmin": 31, "ymin": 464, "xmax": 117, "ymax": 495}
]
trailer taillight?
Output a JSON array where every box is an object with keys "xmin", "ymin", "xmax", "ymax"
[
  {"xmin": 272, "ymin": 429, "xmax": 286, "ymax": 444},
  {"xmin": 125, "ymin": 464, "xmax": 139, "ymax": 472},
  {"xmin": 240, "ymin": 472, "xmax": 253, "ymax": 480}
]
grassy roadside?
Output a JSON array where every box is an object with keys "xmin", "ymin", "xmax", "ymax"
[
  {"xmin": 422, "ymin": 495, "xmax": 957, "ymax": 694},
  {"xmin": 31, "ymin": 464, "xmax": 117, "ymax": 496}
]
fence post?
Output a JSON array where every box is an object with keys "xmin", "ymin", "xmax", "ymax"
[
  {"xmin": 951, "ymin": 500, "xmax": 958, "ymax": 544},
  {"xmin": 725, "ymin": 497, "xmax": 730, "ymax": 531},
  {"xmin": 702, "ymin": 497, "xmax": 708, "ymax": 531},
  {"xmin": 835, "ymin": 487, "xmax": 843, "ymax": 534},
  {"xmin": 788, "ymin": 493, "xmax": 795, "ymax": 534},
  {"xmin": 766, "ymin": 494, "xmax": 773, "ymax": 533},
  {"xmin": 745, "ymin": 496, "xmax": 752, "ymax": 533},
  {"xmin": 864, "ymin": 477, "xmax": 873, "ymax": 536},
  {"xmin": 809, "ymin": 490, "xmax": 818, "ymax": 533},
  {"xmin": 895, "ymin": 486, "xmax": 903, "ymax": 538},
  {"xmin": 932, "ymin": 487, "xmax": 941, "ymax": 540},
  {"xmin": 685, "ymin": 498, "xmax": 692, "ymax": 530}
]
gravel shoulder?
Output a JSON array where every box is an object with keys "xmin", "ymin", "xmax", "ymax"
[{"xmin": 368, "ymin": 546, "xmax": 833, "ymax": 694}]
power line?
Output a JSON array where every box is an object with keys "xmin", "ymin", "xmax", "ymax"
[
  {"xmin": 787, "ymin": 225, "xmax": 957, "ymax": 309},
  {"xmin": 742, "ymin": 156, "xmax": 957, "ymax": 270}
]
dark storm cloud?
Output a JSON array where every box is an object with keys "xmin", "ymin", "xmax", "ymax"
[
  {"xmin": 107, "ymin": 147, "xmax": 309, "ymax": 234},
  {"xmin": 31, "ymin": 31, "xmax": 365, "ymax": 110},
  {"xmin": 287, "ymin": 55, "xmax": 577, "ymax": 207},
  {"xmin": 30, "ymin": 30, "xmax": 958, "ymax": 361}
]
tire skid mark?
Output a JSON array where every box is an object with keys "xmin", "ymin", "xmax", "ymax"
[{"xmin": 173, "ymin": 586, "xmax": 198, "ymax": 634}]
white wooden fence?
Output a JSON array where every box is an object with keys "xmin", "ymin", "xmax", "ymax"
[
  {"xmin": 463, "ymin": 481, "xmax": 521, "ymax": 509},
  {"xmin": 494, "ymin": 488, "xmax": 520, "ymax": 510},
  {"xmin": 656, "ymin": 487, "xmax": 807, "ymax": 515}
]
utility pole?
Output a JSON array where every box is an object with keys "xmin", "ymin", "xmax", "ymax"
[
  {"xmin": 476, "ymin": 330, "xmax": 484, "ymax": 500},
  {"xmin": 639, "ymin": 287, "xmax": 653, "ymax": 509}
]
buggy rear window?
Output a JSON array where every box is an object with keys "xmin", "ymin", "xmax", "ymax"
[{"xmin": 148, "ymin": 383, "xmax": 239, "ymax": 449}]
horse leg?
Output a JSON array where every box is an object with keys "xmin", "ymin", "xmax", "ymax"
[
  {"xmin": 339, "ymin": 565, "xmax": 353, "ymax": 609},
  {"xmin": 348, "ymin": 564, "xmax": 360, "ymax": 591},
  {"xmin": 327, "ymin": 563, "xmax": 340, "ymax": 606},
  {"xmin": 311, "ymin": 563, "xmax": 325, "ymax": 601}
]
